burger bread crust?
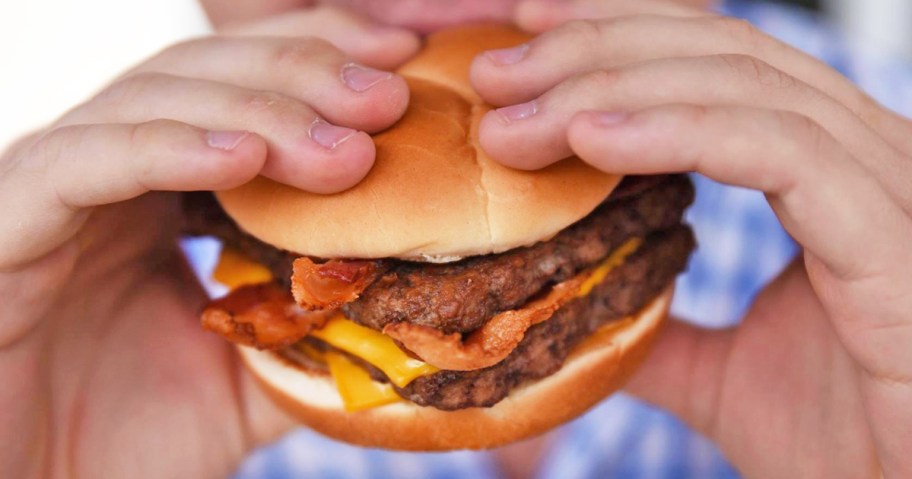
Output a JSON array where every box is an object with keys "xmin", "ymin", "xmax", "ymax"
[
  {"xmin": 215, "ymin": 25, "xmax": 621, "ymax": 261},
  {"xmin": 239, "ymin": 288, "xmax": 671, "ymax": 451}
]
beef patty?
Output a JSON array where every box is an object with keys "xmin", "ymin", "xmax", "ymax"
[
  {"xmin": 343, "ymin": 175, "xmax": 692, "ymax": 333},
  {"xmin": 184, "ymin": 174, "xmax": 695, "ymax": 334},
  {"xmin": 295, "ymin": 225, "xmax": 694, "ymax": 410}
]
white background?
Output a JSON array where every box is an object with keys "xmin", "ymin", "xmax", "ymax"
[{"xmin": 0, "ymin": 1, "xmax": 210, "ymax": 151}]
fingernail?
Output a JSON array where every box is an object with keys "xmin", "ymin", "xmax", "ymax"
[
  {"xmin": 485, "ymin": 44, "xmax": 529, "ymax": 66},
  {"xmin": 207, "ymin": 130, "xmax": 249, "ymax": 150},
  {"xmin": 495, "ymin": 100, "xmax": 538, "ymax": 124},
  {"xmin": 309, "ymin": 119, "xmax": 356, "ymax": 150},
  {"xmin": 341, "ymin": 63, "xmax": 393, "ymax": 92},
  {"xmin": 591, "ymin": 112, "xmax": 629, "ymax": 127}
]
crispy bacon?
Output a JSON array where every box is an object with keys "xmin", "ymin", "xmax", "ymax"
[
  {"xmin": 202, "ymin": 283, "xmax": 331, "ymax": 350},
  {"xmin": 383, "ymin": 272, "xmax": 590, "ymax": 371},
  {"xmin": 291, "ymin": 258, "xmax": 384, "ymax": 310}
]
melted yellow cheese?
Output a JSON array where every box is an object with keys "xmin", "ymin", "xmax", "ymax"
[
  {"xmin": 576, "ymin": 238, "xmax": 642, "ymax": 298},
  {"xmin": 324, "ymin": 351, "xmax": 402, "ymax": 411},
  {"xmin": 213, "ymin": 238, "xmax": 643, "ymax": 411},
  {"xmin": 212, "ymin": 247, "xmax": 273, "ymax": 289},
  {"xmin": 310, "ymin": 316, "xmax": 439, "ymax": 388}
]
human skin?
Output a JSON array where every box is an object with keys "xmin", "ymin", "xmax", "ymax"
[
  {"xmin": 469, "ymin": 1, "xmax": 912, "ymax": 477},
  {"xmin": 2, "ymin": 0, "xmax": 910, "ymax": 478},
  {"xmin": 0, "ymin": 6, "xmax": 422, "ymax": 478}
]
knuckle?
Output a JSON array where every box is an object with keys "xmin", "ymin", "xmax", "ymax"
[
  {"xmin": 94, "ymin": 71, "xmax": 170, "ymax": 108},
  {"xmin": 579, "ymin": 68, "xmax": 623, "ymax": 92},
  {"xmin": 560, "ymin": 19, "xmax": 610, "ymax": 45},
  {"xmin": 28, "ymin": 126, "xmax": 88, "ymax": 204},
  {"xmin": 126, "ymin": 120, "xmax": 177, "ymax": 186},
  {"xmin": 684, "ymin": 104, "xmax": 715, "ymax": 127},
  {"xmin": 125, "ymin": 121, "xmax": 150, "ymax": 152},
  {"xmin": 775, "ymin": 110, "xmax": 829, "ymax": 160},
  {"xmin": 272, "ymin": 36, "xmax": 339, "ymax": 70},
  {"xmin": 716, "ymin": 53, "xmax": 797, "ymax": 90},
  {"xmin": 239, "ymin": 91, "xmax": 312, "ymax": 126},
  {"xmin": 711, "ymin": 16, "xmax": 765, "ymax": 50}
]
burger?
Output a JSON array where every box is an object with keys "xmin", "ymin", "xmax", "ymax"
[{"xmin": 184, "ymin": 25, "xmax": 695, "ymax": 451}]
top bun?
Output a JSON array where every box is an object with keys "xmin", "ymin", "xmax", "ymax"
[{"xmin": 216, "ymin": 25, "xmax": 621, "ymax": 261}]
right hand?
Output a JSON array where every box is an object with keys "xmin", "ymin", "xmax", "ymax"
[
  {"xmin": 0, "ymin": 6, "xmax": 417, "ymax": 478},
  {"xmin": 1, "ymin": 4, "xmax": 419, "ymax": 268}
]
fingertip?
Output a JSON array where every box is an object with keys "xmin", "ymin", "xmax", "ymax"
[
  {"xmin": 469, "ymin": 55, "xmax": 522, "ymax": 107},
  {"xmin": 264, "ymin": 129, "xmax": 375, "ymax": 194},
  {"xmin": 478, "ymin": 110, "xmax": 555, "ymax": 171},
  {"xmin": 333, "ymin": 66, "xmax": 410, "ymax": 133},
  {"xmin": 316, "ymin": 130, "xmax": 376, "ymax": 192},
  {"xmin": 358, "ymin": 72, "xmax": 411, "ymax": 132}
]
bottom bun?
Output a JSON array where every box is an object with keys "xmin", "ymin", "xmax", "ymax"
[{"xmin": 239, "ymin": 287, "xmax": 672, "ymax": 451}]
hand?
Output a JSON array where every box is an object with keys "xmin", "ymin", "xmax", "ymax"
[
  {"xmin": 0, "ymin": 6, "xmax": 418, "ymax": 478},
  {"xmin": 472, "ymin": 1, "xmax": 912, "ymax": 476}
]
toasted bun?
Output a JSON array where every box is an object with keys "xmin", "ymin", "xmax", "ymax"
[
  {"xmin": 239, "ymin": 288, "xmax": 670, "ymax": 451},
  {"xmin": 216, "ymin": 25, "xmax": 621, "ymax": 261}
]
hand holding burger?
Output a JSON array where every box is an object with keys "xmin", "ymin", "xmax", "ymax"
[
  {"xmin": 472, "ymin": 0, "xmax": 912, "ymax": 476},
  {"xmin": 0, "ymin": 6, "xmax": 419, "ymax": 478}
]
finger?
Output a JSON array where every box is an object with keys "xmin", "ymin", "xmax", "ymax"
[
  {"xmin": 477, "ymin": 54, "xmax": 912, "ymax": 212},
  {"xmin": 220, "ymin": 5, "xmax": 421, "ymax": 70},
  {"xmin": 61, "ymin": 73, "xmax": 378, "ymax": 192},
  {"xmin": 625, "ymin": 319, "xmax": 732, "ymax": 436},
  {"xmin": 576, "ymin": 103, "xmax": 912, "ymax": 475},
  {"xmin": 567, "ymin": 104, "xmax": 912, "ymax": 283},
  {"xmin": 131, "ymin": 36, "xmax": 409, "ymax": 132},
  {"xmin": 0, "ymin": 120, "xmax": 267, "ymax": 267},
  {"xmin": 514, "ymin": 0, "xmax": 706, "ymax": 32},
  {"xmin": 474, "ymin": 15, "xmax": 870, "ymax": 114},
  {"xmin": 475, "ymin": 14, "xmax": 912, "ymax": 159},
  {"xmin": 198, "ymin": 0, "xmax": 316, "ymax": 29}
]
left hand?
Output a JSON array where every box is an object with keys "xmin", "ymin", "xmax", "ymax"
[{"xmin": 471, "ymin": 1, "xmax": 912, "ymax": 477}]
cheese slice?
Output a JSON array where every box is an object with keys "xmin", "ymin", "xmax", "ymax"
[
  {"xmin": 310, "ymin": 316, "xmax": 439, "ymax": 388},
  {"xmin": 324, "ymin": 351, "xmax": 402, "ymax": 411},
  {"xmin": 212, "ymin": 247, "xmax": 273, "ymax": 289},
  {"xmin": 214, "ymin": 237, "xmax": 643, "ymax": 411},
  {"xmin": 576, "ymin": 238, "xmax": 642, "ymax": 297}
]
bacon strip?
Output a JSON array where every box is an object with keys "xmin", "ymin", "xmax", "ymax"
[
  {"xmin": 202, "ymin": 283, "xmax": 331, "ymax": 350},
  {"xmin": 291, "ymin": 258, "xmax": 384, "ymax": 310},
  {"xmin": 383, "ymin": 273, "xmax": 590, "ymax": 371}
]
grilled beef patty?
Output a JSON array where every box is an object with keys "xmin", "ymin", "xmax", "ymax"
[
  {"xmin": 343, "ymin": 175, "xmax": 692, "ymax": 333},
  {"xmin": 299, "ymin": 226, "xmax": 694, "ymax": 409},
  {"xmin": 187, "ymin": 175, "xmax": 696, "ymax": 410},
  {"xmin": 184, "ymin": 175, "xmax": 694, "ymax": 334}
]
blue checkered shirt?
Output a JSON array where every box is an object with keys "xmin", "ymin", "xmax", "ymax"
[{"xmin": 220, "ymin": 1, "xmax": 912, "ymax": 477}]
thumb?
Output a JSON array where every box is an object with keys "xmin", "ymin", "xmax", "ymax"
[{"xmin": 624, "ymin": 318, "xmax": 733, "ymax": 437}]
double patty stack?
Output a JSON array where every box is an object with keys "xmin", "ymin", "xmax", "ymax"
[
  {"xmin": 185, "ymin": 25, "xmax": 697, "ymax": 450},
  {"xmin": 190, "ymin": 175, "xmax": 692, "ymax": 406}
]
